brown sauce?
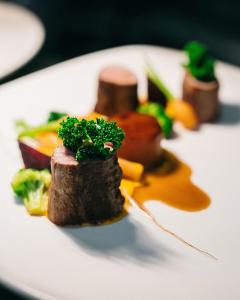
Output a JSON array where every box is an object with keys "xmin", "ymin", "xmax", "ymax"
[
  {"xmin": 133, "ymin": 150, "xmax": 210, "ymax": 212},
  {"xmin": 103, "ymin": 150, "xmax": 215, "ymax": 259}
]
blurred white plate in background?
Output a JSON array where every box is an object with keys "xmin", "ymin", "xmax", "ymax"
[{"xmin": 0, "ymin": 1, "xmax": 45, "ymax": 80}]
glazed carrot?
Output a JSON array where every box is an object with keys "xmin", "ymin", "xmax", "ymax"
[
  {"xmin": 166, "ymin": 100, "xmax": 198, "ymax": 130},
  {"xmin": 82, "ymin": 112, "xmax": 107, "ymax": 121},
  {"xmin": 120, "ymin": 179, "xmax": 142, "ymax": 196},
  {"xmin": 36, "ymin": 132, "xmax": 62, "ymax": 156},
  {"xmin": 118, "ymin": 158, "xmax": 144, "ymax": 181}
]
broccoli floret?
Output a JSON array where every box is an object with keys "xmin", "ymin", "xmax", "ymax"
[
  {"xmin": 11, "ymin": 169, "xmax": 51, "ymax": 215},
  {"xmin": 137, "ymin": 102, "xmax": 173, "ymax": 138},
  {"xmin": 47, "ymin": 111, "xmax": 67, "ymax": 123},
  {"xmin": 58, "ymin": 117, "xmax": 125, "ymax": 160},
  {"xmin": 183, "ymin": 41, "xmax": 216, "ymax": 82}
]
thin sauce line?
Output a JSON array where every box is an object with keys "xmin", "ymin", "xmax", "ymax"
[{"xmin": 122, "ymin": 188, "xmax": 217, "ymax": 260}]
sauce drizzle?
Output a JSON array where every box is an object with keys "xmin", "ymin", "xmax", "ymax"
[{"xmin": 133, "ymin": 150, "xmax": 210, "ymax": 212}]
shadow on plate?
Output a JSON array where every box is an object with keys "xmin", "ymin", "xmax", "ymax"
[
  {"xmin": 217, "ymin": 102, "xmax": 240, "ymax": 125},
  {"xmin": 60, "ymin": 215, "xmax": 179, "ymax": 265},
  {"xmin": 14, "ymin": 196, "xmax": 22, "ymax": 206}
]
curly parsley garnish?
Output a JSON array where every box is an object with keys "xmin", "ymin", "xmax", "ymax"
[
  {"xmin": 183, "ymin": 41, "xmax": 216, "ymax": 82},
  {"xmin": 58, "ymin": 117, "xmax": 125, "ymax": 160}
]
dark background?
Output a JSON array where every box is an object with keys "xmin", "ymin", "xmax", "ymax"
[
  {"xmin": 1, "ymin": 0, "xmax": 240, "ymax": 298},
  {"xmin": 1, "ymin": 0, "xmax": 240, "ymax": 86}
]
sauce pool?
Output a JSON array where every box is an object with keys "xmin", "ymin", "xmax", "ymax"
[{"xmin": 133, "ymin": 150, "xmax": 210, "ymax": 212}]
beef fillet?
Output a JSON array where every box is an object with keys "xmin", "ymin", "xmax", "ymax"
[
  {"xmin": 182, "ymin": 72, "xmax": 219, "ymax": 123},
  {"xmin": 95, "ymin": 65, "xmax": 139, "ymax": 116},
  {"xmin": 48, "ymin": 146, "xmax": 124, "ymax": 225}
]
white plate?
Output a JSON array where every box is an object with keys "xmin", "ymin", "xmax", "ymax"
[
  {"xmin": 0, "ymin": 2, "xmax": 45, "ymax": 80},
  {"xmin": 0, "ymin": 45, "xmax": 240, "ymax": 300}
]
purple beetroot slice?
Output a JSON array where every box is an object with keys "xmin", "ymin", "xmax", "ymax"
[{"xmin": 18, "ymin": 140, "xmax": 51, "ymax": 170}]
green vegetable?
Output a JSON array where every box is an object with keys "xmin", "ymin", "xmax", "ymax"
[
  {"xmin": 58, "ymin": 117, "xmax": 125, "ymax": 160},
  {"xmin": 15, "ymin": 111, "xmax": 67, "ymax": 138},
  {"xmin": 183, "ymin": 41, "xmax": 216, "ymax": 82},
  {"xmin": 137, "ymin": 102, "xmax": 173, "ymax": 138},
  {"xmin": 145, "ymin": 60, "xmax": 174, "ymax": 101},
  {"xmin": 47, "ymin": 111, "xmax": 67, "ymax": 123},
  {"xmin": 15, "ymin": 119, "xmax": 31, "ymax": 134},
  {"xmin": 11, "ymin": 169, "xmax": 51, "ymax": 215},
  {"xmin": 16, "ymin": 119, "xmax": 61, "ymax": 138}
]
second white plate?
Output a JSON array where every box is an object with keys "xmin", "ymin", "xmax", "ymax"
[{"xmin": 0, "ymin": 2, "xmax": 45, "ymax": 80}]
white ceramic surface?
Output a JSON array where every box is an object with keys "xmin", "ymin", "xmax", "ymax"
[
  {"xmin": 0, "ymin": 45, "xmax": 239, "ymax": 300},
  {"xmin": 0, "ymin": 2, "xmax": 45, "ymax": 80}
]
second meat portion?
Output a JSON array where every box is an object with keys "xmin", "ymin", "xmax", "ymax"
[{"xmin": 95, "ymin": 65, "xmax": 139, "ymax": 116}]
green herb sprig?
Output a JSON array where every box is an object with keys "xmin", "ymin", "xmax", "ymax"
[
  {"xmin": 183, "ymin": 41, "xmax": 216, "ymax": 82},
  {"xmin": 58, "ymin": 117, "xmax": 125, "ymax": 160}
]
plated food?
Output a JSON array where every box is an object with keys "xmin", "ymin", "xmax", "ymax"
[
  {"xmin": 2, "ymin": 43, "xmax": 240, "ymax": 300},
  {"xmin": 11, "ymin": 41, "xmax": 220, "ymax": 257}
]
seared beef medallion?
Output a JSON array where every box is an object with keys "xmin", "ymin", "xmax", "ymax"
[
  {"xmin": 95, "ymin": 65, "xmax": 139, "ymax": 116},
  {"xmin": 48, "ymin": 146, "xmax": 124, "ymax": 226},
  {"xmin": 182, "ymin": 72, "xmax": 219, "ymax": 123},
  {"xmin": 182, "ymin": 41, "xmax": 219, "ymax": 123}
]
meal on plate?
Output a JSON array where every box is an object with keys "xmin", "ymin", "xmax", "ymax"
[
  {"xmin": 11, "ymin": 41, "xmax": 219, "ymax": 258},
  {"xmin": 13, "ymin": 112, "xmax": 144, "ymax": 217}
]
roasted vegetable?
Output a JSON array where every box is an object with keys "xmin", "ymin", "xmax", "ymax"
[
  {"xmin": 145, "ymin": 61, "xmax": 174, "ymax": 101},
  {"xmin": 183, "ymin": 41, "xmax": 215, "ymax": 82},
  {"xmin": 118, "ymin": 158, "xmax": 144, "ymax": 181},
  {"xmin": 47, "ymin": 111, "xmax": 68, "ymax": 123},
  {"xmin": 58, "ymin": 117, "xmax": 125, "ymax": 160},
  {"xmin": 144, "ymin": 60, "xmax": 199, "ymax": 131},
  {"xmin": 137, "ymin": 102, "xmax": 173, "ymax": 138},
  {"xmin": 15, "ymin": 111, "xmax": 68, "ymax": 139},
  {"xmin": 11, "ymin": 169, "xmax": 51, "ymax": 215},
  {"xmin": 120, "ymin": 179, "xmax": 142, "ymax": 197},
  {"xmin": 18, "ymin": 140, "xmax": 51, "ymax": 170},
  {"xmin": 16, "ymin": 119, "xmax": 62, "ymax": 138},
  {"xmin": 166, "ymin": 100, "xmax": 198, "ymax": 129}
]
